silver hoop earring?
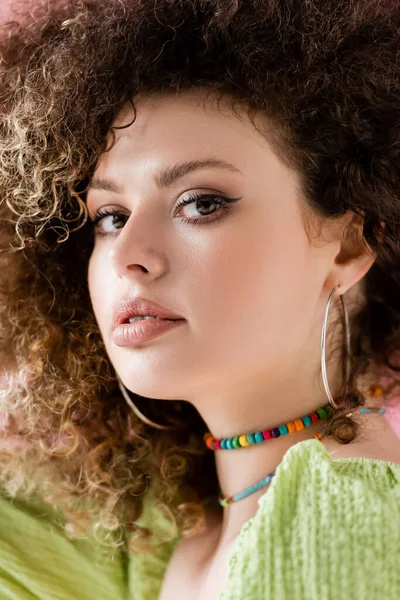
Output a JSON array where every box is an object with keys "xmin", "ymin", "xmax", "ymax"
[
  {"xmin": 321, "ymin": 284, "xmax": 351, "ymax": 409},
  {"xmin": 117, "ymin": 376, "xmax": 175, "ymax": 431}
]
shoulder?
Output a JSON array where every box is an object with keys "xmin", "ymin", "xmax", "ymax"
[
  {"xmin": 320, "ymin": 409, "xmax": 400, "ymax": 465},
  {"xmin": 219, "ymin": 437, "xmax": 400, "ymax": 600}
]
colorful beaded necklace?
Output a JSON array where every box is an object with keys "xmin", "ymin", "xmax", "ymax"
[
  {"xmin": 203, "ymin": 385, "xmax": 386, "ymax": 507},
  {"xmin": 204, "ymin": 404, "xmax": 334, "ymax": 451}
]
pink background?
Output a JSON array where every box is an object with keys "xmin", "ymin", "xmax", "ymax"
[{"xmin": 0, "ymin": 2, "xmax": 15, "ymax": 20}]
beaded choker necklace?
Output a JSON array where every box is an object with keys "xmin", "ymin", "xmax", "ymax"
[
  {"xmin": 203, "ymin": 393, "xmax": 386, "ymax": 507},
  {"xmin": 204, "ymin": 404, "xmax": 334, "ymax": 451}
]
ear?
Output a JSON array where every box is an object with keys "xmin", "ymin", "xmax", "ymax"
[{"xmin": 323, "ymin": 210, "xmax": 376, "ymax": 295}]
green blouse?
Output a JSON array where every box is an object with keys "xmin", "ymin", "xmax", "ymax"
[{"xmin": 0, "ymin": 438, "xmax": 399, "ymax": 599}]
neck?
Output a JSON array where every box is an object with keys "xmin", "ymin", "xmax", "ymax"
[{"xmin": 193, "ymin": 361, "xmax": 345, "ymax": 545}]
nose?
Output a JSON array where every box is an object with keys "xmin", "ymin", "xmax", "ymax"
[{"xmin": 108, "ymin": 210, "xmax": 168, "ymax": 280}]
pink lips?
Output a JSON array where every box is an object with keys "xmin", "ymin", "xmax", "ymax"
[
  {"xmin": 113, "ymin": 297, "xmax": 184, "ymax": 328},
  {"xmin": 112, "ymin": 317, "xmax": 185, "ymax": 347}
]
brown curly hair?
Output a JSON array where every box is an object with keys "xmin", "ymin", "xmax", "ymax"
[{"xmin": 0, "ymin": 0, "xmax": 399, "ymax": 552}]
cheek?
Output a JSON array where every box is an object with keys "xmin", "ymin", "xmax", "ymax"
[
  {"xmin": 87, "ymin": 249, "xmax": 113, "ymax": 326},
  {"xmin": 192, "ymin": 225, "xmax": 314, "ymax": 366},
  {"xmin": 87, "ymin": 252, "xmax": 98, "ymax": 306}
]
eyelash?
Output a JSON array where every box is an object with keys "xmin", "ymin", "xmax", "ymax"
[{"xmin": 88, "ymin": 192, "xmax": 239, "ymax": 237}]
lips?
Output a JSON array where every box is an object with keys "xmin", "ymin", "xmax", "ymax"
[
  {"xmin": 113, "ymin": 297, "xmax": 184, "ymax": 329},
  {"xmin": 112, "ymin": 316, "xmax": 185, "ymax": 346}
]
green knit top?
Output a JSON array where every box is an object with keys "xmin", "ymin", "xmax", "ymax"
[{"xmin": 0, "ymin": 438, "xmax": 399, "ymax": 599}]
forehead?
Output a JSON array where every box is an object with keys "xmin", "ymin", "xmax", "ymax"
[
  {"xmin": 112, "ymin": 89, "xmax": 253, "ymax": 135},
  {"xmin": 94, "ymin": 90, "xmax": 278, "ymax": 178}
]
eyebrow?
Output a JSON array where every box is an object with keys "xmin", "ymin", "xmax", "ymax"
[{"xmin": 87, "ymin": 158, "xmax": 243, "ymax": 194}]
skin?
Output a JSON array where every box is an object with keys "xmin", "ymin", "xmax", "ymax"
[{"xmin": 87, "ymin": 88, "xmax": 399, "ymax": 599}]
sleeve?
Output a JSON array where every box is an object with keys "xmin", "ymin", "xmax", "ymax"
[{"xmin": 0, "ymin": 492, "xmax": 128, "ymax": 600}]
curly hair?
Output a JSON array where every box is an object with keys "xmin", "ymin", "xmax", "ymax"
[{"xmin": 0, "ymin": 0, "xmax": 399, "ymax": 552}]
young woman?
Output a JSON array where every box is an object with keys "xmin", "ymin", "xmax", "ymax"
[{"xmin": 0, "ymin": 1, "xmax": 399, "ymax": 599}]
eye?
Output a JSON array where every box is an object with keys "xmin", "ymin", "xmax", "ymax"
[
  {"xmin": 88, "ymin": 207, "xmax": 128, "ymax": 236},
  {"xmin": 174, "ymin": 192, "xmax": 241, "ymax": 226}
]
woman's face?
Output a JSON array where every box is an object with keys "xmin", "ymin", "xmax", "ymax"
[{"xmin": 87, "ymin": 90, "xmax": 348, "ymax": 407}]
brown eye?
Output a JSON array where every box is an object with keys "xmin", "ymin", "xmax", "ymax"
[
  {"xmin": 89, "ymin": 208, "xmax": 129, "ymax": 236},
  {"xmin": 175, "ymin": 193, "xmax": 241, "ymax": 226}
]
